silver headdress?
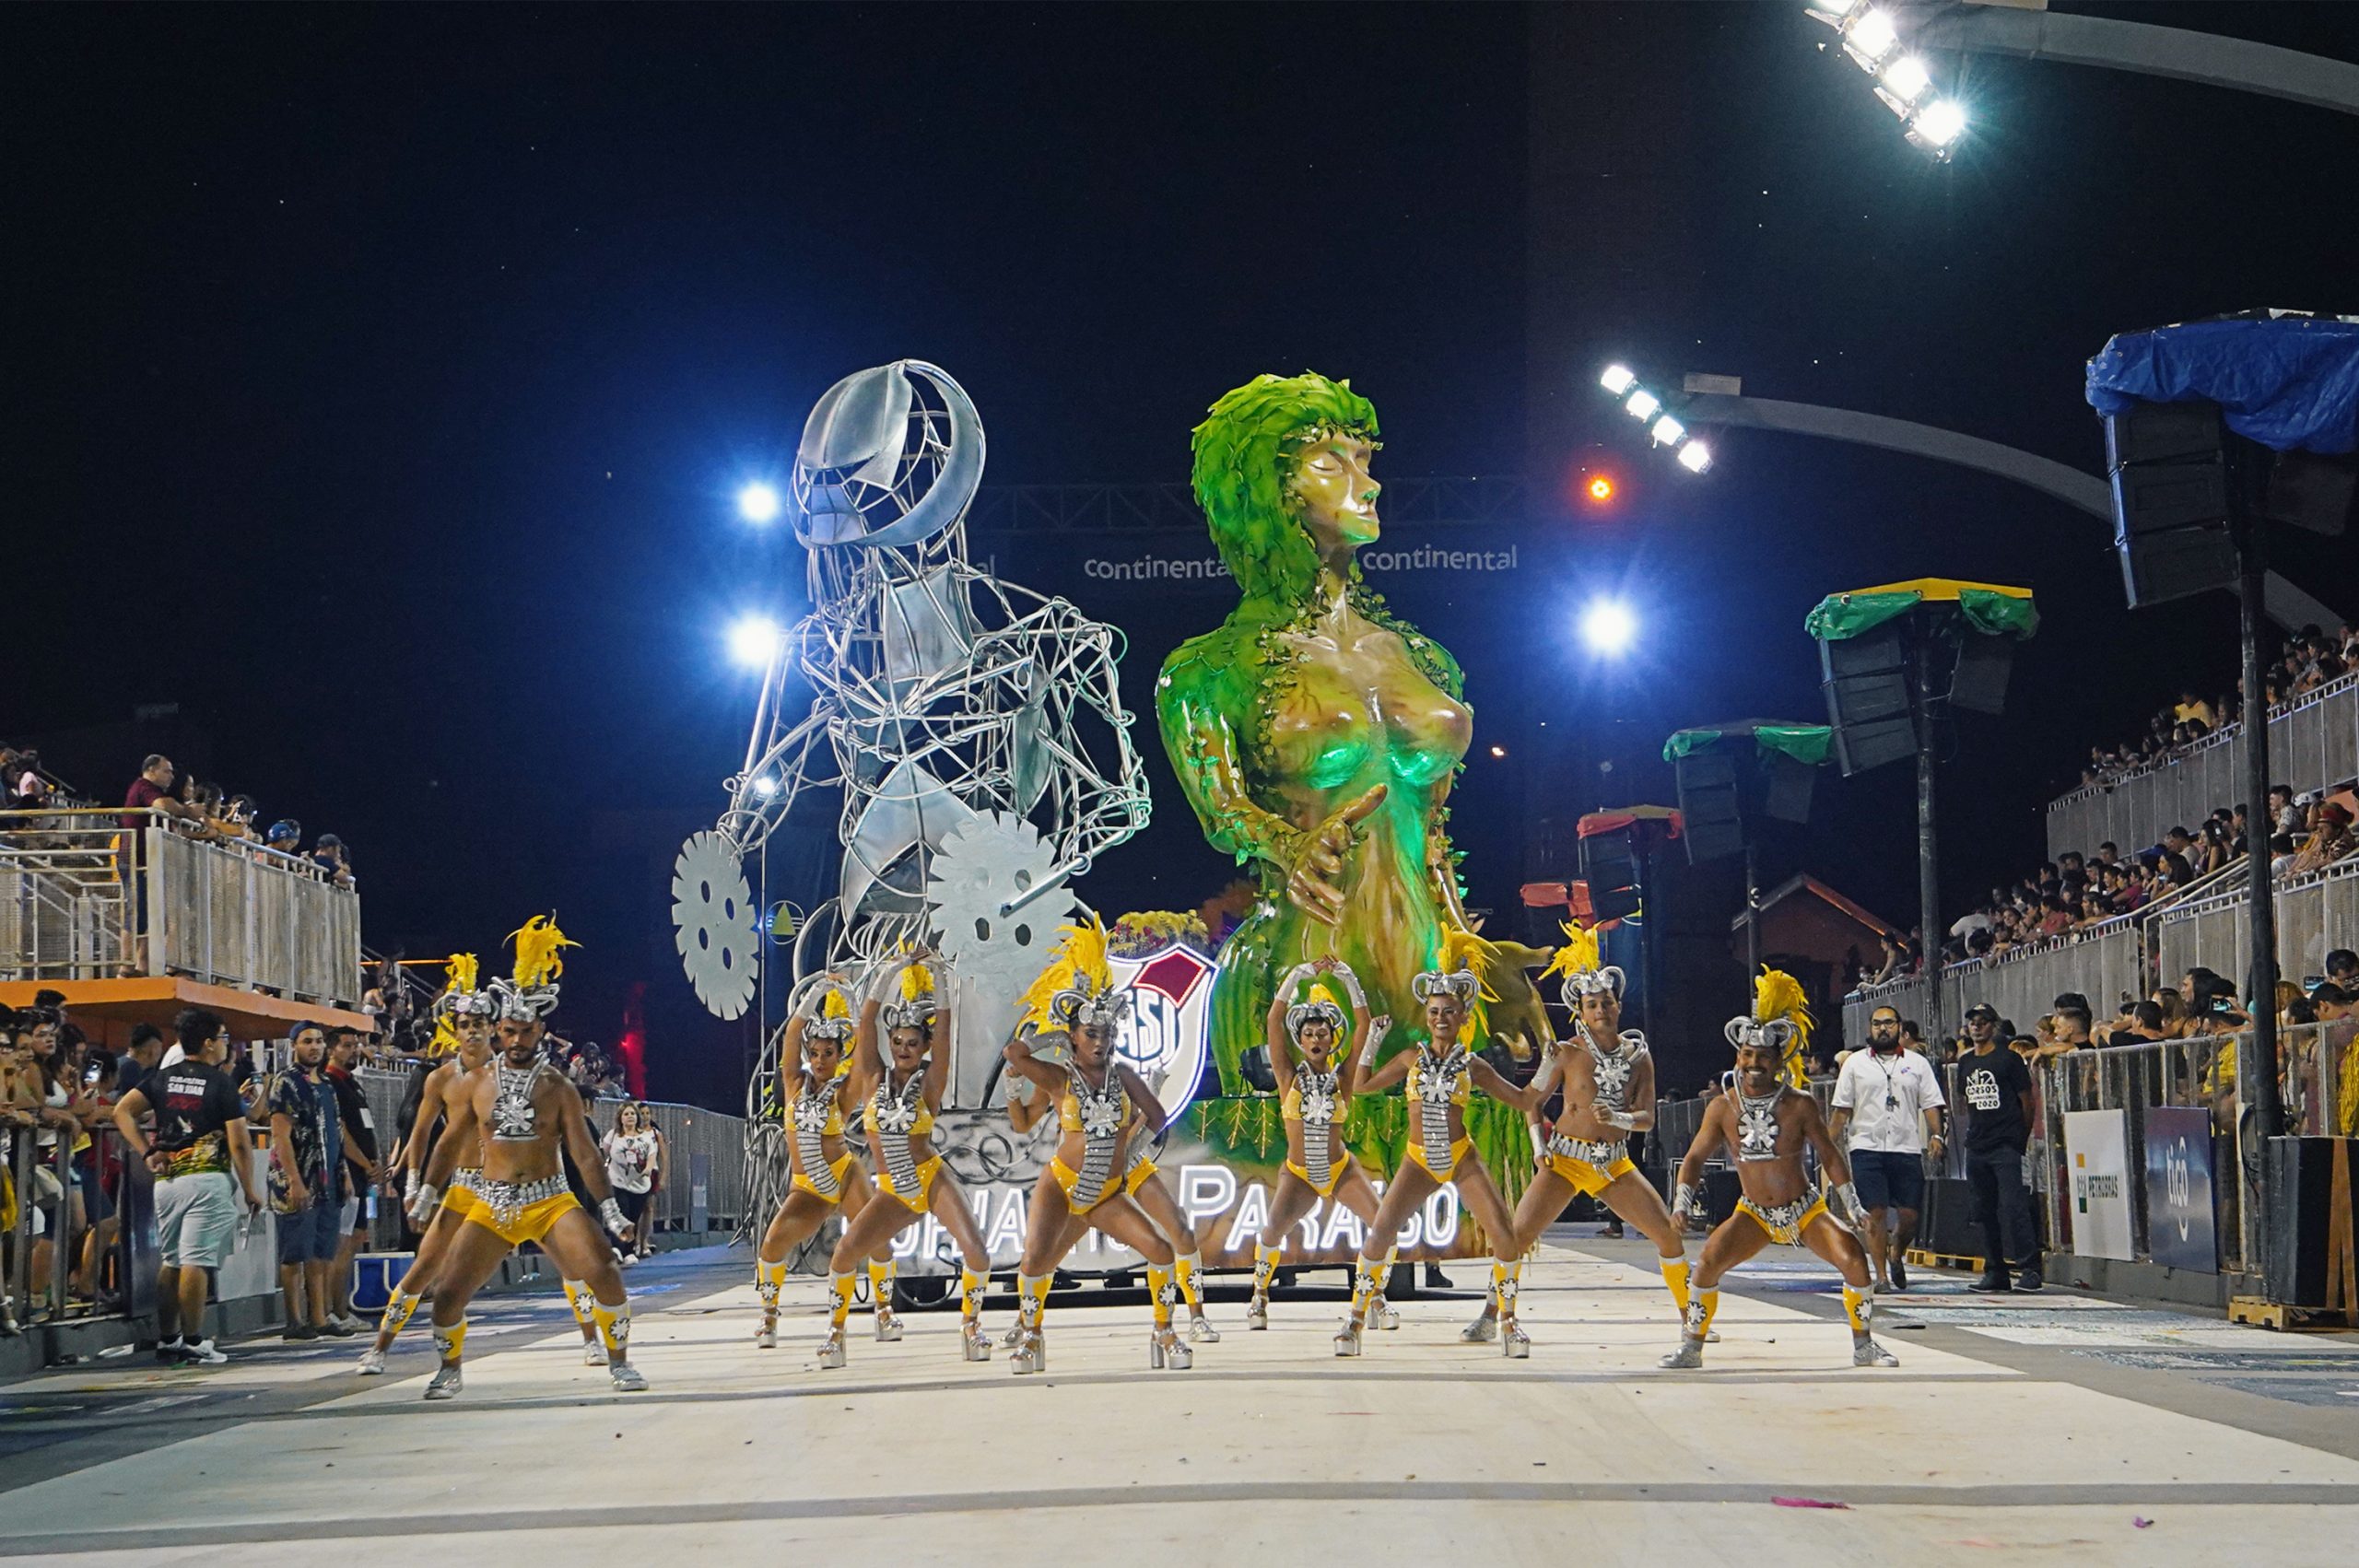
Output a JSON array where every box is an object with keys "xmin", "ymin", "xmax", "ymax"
[
  {"xmin": 1285, "ymin": 981, "xmax": 1348, "ymax": 1043},
  {"xmin": 1410, "ymin": 969, "xmax": 1481, "ymax": 1005},
  {"xmin": 802, "ymin": 981, "xmax": 857, "ymax": 1044},
  {"xmin": 490, "ymin": 916, "xmax": 574, "ymax": 1023},
  {"xmin": 879, "ymin": 959, "xmax": 940, "ymax": 1033},
  {"xmin": 1020, "ymin": 919, "xmax": 1132, "ymax": 1034}
]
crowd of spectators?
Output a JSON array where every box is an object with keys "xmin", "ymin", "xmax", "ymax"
[
  {"xmin": 114, "ymin": 754, "xmax": 358, "ymax": 889},
  {"xmin": 2075, "ymin": 625, "xmax": 2359, "ymax": 790}
]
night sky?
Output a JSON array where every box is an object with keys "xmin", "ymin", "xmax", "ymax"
[{"xmin": 12, "ymin": 4, "xmax": 2356, "ymax": 1105}]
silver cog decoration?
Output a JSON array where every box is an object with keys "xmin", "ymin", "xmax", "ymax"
[
  {"xmin": 673, "ymin": 831, "xmax": 759, "ymax": 1020},
  {"xmin": 927, "ymin": 812, "xmax": 1076, "ymax": 1080}
]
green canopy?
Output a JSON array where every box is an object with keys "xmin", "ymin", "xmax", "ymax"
[
  {"xmin": 1662, "ymin": 723, "xmax": 1835, "ymax": 767},
  {"xmin": 1805, "ymin": 579, "xmax": 2040, "ymax": 643}
]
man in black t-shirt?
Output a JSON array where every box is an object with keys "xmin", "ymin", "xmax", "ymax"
[
  {"xmin": 1956, "ymin": 1003, "xmax": 2040, "ymax": 1293},
  {"xmin": 323, "ymin": 1029, "xmax": 381, "ymax": 1331},
  {"xmin": 111, "ymin": 1009, "xmax": 264, "ymax": 1363}
]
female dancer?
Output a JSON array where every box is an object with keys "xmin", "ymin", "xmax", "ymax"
[
  {"xmin": 816, "ymin": 955, "xmax": 994, "ymax": 1366},
  {"xmin": 1458, "ymin": 929, "xmax": 1693, "ymax": 1346},
  {"xmin": 1244, "ymin": 956, "xmax": 1397, "ymax": 1331},
  {"xmin": 1000, "ymin": 919, "xmax": 1195, "ymax": 1375},
  {"xmin": 749, "ymin": 979, "xmax": 893, "ymax": 1350},
  {"xmin": 1333, "ymin": 938, "xmax": 1550, "ymax": 1358}
]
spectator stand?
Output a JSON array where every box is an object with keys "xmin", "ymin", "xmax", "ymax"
[{"xmin": 2048, "ymin": 670, "xmax": 2359, "ymax": 863}]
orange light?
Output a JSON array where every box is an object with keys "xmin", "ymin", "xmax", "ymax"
[{"xmin": 1586, "ymin": 474, "xmax": 1615, "ymax": 502}]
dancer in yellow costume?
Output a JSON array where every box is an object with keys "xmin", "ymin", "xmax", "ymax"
[
  {"xmin": 818, "ymin": 954, "xmax": 995, "ymax": 1366},
  {"xmin": 1000, "ymin": 919, "xmax": 1196, "ymax": 1375},
  {"xmin": 409, "ymin": 918, "xmax": 648, "ymax": 1398},
  {"xmin": 1460, "ymin": 924, "xmax": 1696, "ymax": 1351},
  {"xmin": 1659, "ymin": 973, "xmax": 1895, "ymax": 1371},
  {"xmin": 749, "ymin": 977, "xmax": 895, "ymax": 1350},
  {"xmin": 1333, "ymin": 933, "xmax": 1550, "ymax": 1358},
  {"xmin": 358, "ymin": 954, "xmax": 496, "ymax": 1375},
  {"xmin": 1244, "ymin": 956, "xmax": 1398, "ymax": 1332}
]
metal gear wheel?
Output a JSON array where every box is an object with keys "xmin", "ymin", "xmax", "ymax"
[
  {"xmin": 924, "ymin": 811, "xmax": 1076, "ymax": 1015},
  {"xmin": 672, "ymin": 831, "xmax": 759, "ymax": 1019}
]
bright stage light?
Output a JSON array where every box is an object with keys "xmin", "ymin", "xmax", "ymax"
[
  {"xmin": 1880, "ymin": 54, "xmax": 1931, "ymax": 101},
  {"xmin": 737, "ymin": 481, "xmax": 782, "ymax": 524},
  {"xmin": 1600, "ymin": 364, "xmax": 1637, "ymax": 395},
  {"xmin": 1579, "ymin": 599, "xmax": 1638, "ymax": 657},
  {"xmin": 1586, "ymin": 474, "xmax": 1616, "ymax": 502},
  {"xmin": 1848, "ymin": 9, "xmax": 1896, "ymax": 59},
  {"xmin": 1910, "ymin": 99, "xmax": 1967, "ymax": 149},
  {"xmin": 1677, "ymin": 440, "xmax": 1713, "ymax": 474},
  {"xmin": 751, "ymin": 775, "xmax": 780, "ymax": 798},
  {"xmin": 1625, "ymin": 389, "xmax": 1661, "ymax": 421},
  {"xmin": 1650, "ymin": 415, "xmax": 1686, "ymax": 446},
  {"xmin": 727, "ymin": 614, "xmax": 785, "ymax": 670}
]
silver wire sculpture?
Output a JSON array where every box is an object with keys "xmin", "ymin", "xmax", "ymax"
[{"xmin": 671, "ymin": 360, "xmax": 1150, "ymax": 1237}]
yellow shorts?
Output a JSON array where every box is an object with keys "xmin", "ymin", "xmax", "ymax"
[
  {"xmin": 877, "ymin": 1156, "xmax": 943, "ymax": 1208},
  {"xmin": 1403, "ymin": 1137, "xmax": 1471, "ymax": 1180},
  {"xmin": 1050, "ymin": 1156, "xmax": 1115, "ymax": 1215},
  {"xmin": 1737, "ymin": 1192, "xmax": 1828, "ymax": 1246},
  {"xmin": 790, "ymin": 1153, "xmax": 855, "ymax": 1205},
  {"xmin": 468, "ymin": 1191, "xmax": 582, "ymax": 1248},
  {"xmin": 439, "ymin": 1185, "xmax": 486, "ymax": 1223},
  {"xmin": 1544, "ymin": 1152, "xmax": 1637, "ymax": 1198},
  {"xmin": 1284, "ymin": 1157, "xmax": 1350, "ymax": 1199},
  {"xmin": 1123, "ymin": 1157, "xmax": 1158, "ymax": 1198}
]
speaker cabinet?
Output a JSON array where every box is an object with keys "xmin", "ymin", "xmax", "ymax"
[
  {"xmin": 1580, "ymin": 826, "xmax": 1642, "ymax": 923},
  {"xmin": 1819, "ymin": 626, "xmax": 1917, "ymax": 776},
  {"xmin": 2264, "ymin": 1137, "xmax": 2358, "ymax": 1308},
  {"xmin": 2105, "ymin": 401, "xmax": 2238, "ymax": 609},
  {"xmin": 1672, "ymin": 749, "xmax": 1744, "ymax": 864}
]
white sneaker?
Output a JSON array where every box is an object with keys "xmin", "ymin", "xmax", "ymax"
[
  {"xmin": 618, "ymin": 1254, "xmax": 638, "ymax": 1269},
  {"xmin": 608, "ymin": 1361, "xmax": 649, "ymax": 1391},
  {"xmin": 583, "ymin": 1340, "xmax": 607, "ymax": 1366},
  {"xmin": 332, "ymin": 1313, "xmax": 368, "ymax": 1334},
  {"xmin": 182, "ymin": 1339, "xmax": 229, "ymax": 1365},
  {"xmin": 356, "ymin": 1346, "xmax": 387, "ymax": 1375}
]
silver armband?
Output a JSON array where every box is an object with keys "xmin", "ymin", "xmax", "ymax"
[
  {"xmin": 406, "ymin": 1183, "xmax": 441, "ymax": 1227},
  {"xmin": 1833, "ymin": 1180, "xmax": 1863, "ymax": 1225},
  {"xmin": 1601, "ymin": 1108, "xmax": 1638, "ymax": 1131},
  {"xmin": 1334, "ymin": 963, "xmax": 1367, "ymax": 1011},
  {"xmin": 1672, "ymin": 1182, "xmax": 1697, "ymax": 1221},
  {"xmin": 601, "ymin": 1197, "xmax": 630, "ymax": 1235}
]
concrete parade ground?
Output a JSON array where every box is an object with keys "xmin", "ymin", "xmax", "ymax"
[{"xmin": 4, "ymin": 1232, "xmax": 2356, "ymax": 1567}]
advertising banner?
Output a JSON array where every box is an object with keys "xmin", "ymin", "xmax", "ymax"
[
  {"xmin": 2062, "ymin": 1108, "xmax": 2135, "ymax": 1262},
  {"xmin": 2141, "ymin": 1105, "xmax": 2218, "ymax": 1274}
]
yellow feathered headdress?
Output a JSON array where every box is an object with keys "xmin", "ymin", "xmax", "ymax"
[
  {"xmin": 803, "ymin": 977, "xmax": 857, "ymax": 1043},
  {"xmin": 489, "ymin": 915, "xmax": 576, "ymax": 1021},
  {"xmin": 428, "ymin": 952, "xmax": 493, "ymax": 1055},
  {"xmin": 880, "ymin": 958, "xmax": 939, "ymax": 1032},
  {"xmin": 1539, "ymin": 919, "xmax": 1625, "ymax": 1009},
  {"xmin": 1019, "ymin": 917, "xmax": 1131, "ymax": 1033},
  {"xmin": 1725, "ymin": 965, "xmax": 1813, "ymax": 1087},
  {"xmin": 1411, "ymin": 927, "xmax": 1497, "ymax": 1042}
]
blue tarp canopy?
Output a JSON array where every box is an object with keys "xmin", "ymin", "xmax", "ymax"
[{"xmin": 2086, "ymin": 315, "xmax": 2359, "ymax": 455}]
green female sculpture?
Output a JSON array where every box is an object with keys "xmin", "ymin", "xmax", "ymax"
[{"xmin": 1158, "ymin": 372, "xmax": 1540, "ymax": 1092}]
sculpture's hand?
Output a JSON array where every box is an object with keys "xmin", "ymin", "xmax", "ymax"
[
  {"xmin": 1479, "ymin": 939, "xmax": 1555, "ymax": 1061},
  {"xmin": 1285, "ymin": 784, "xmax": 1387, "ymax": 924}
]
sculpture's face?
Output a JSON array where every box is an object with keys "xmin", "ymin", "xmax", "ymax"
[{"xmin": 1286, "ymin": 432, "xmax": 1380, "ymax": 553}]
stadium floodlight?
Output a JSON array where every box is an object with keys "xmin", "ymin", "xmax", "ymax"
[
  {"xmin": 727, "ymin": 614, "xmax": 785, "ymax": 670},
  {"xmin": 1579, "ymin": 598, "xmax": 1638, "ymax": 657},
  {"xmin": 1845, "ymin": 8, "xmax": 1897, "ymax": 62},
  {"xmin": 737, "ymin": 481, "xmax": 782, "ymax": 524},
  {"xmin": 1808, "ymin": 3, "xmax": 1965, "ymax": 159},
  {"xmin": 1907, "ymin": 99, "xmax": 1968, "ymax": 152},
  {"xmin": 1625, "ymin": 389, "xmax": 1661, "ymax": 421},
  {"xmin": 1677, "ymin": 440, "xmax": 1713, "ymax": 474},
  {"xmin": 1593, "ymin": 362, "xmax": 1713, "ymax": 479},
  {"xmin": 1650, "ymin": 415, "xmax": 1686, "ymax": 446},
  {"xmin": 1880, "ymin": 54, "xmax": 1931, "ymax": 102},
  {"xmin": 1600, "ymin": 363, "xmax": 1637, "ymax": 395}
]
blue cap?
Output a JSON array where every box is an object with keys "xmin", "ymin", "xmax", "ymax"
[{"xmin": 267, "ymin": 820, "xmax": 300, "ymax": 842}]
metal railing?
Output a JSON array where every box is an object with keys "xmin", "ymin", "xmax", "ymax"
[
  {"xmin": 5, "ymin": 1117, "xmax": 135, "ymax": 1331},
  {"xmin": 2046, "ymin": 672, "xmax": 2359, "ymax": 860},
  {"xmin": 1, "ymin": 809, "xmax": 362, "ymax": 1006},
  {"xmin": 2154, "ymin": 856, "xmax": 2359, "ymax": 996},
  {"xmin": 1841, "ymin": 918, "xmax": 2141, "ymax": 1045},
  {"xmin": 348, "ymin": 1067, "xmax": 749, "ymax": 1252}
]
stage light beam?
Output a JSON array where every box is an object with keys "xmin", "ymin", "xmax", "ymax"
[
  {"xmin": 1587, "ymin": 474, "xmax": 1616, "ymax": 503},
  {"xmin": 727, "ymin": 614, "xmax": 785, "ymax": 670},
  {"xmin": 1579, "ymin": 599, "xmax": 1638, "ymax": 657},
  {"xmin": 737, "ymin": 481, "xmax": 782, "ymax": 524}
]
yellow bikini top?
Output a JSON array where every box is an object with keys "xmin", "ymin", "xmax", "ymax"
[
  {"xmin": 1281, "ymin": 1063, "xmax": 1344, "ymax": 1125},
  {"xmin": 1408, "ymin": 1046, "xmax": 1473, "ymax": 1108},
  {"xmin": 790, "ymin": 1071, "xmax": 844, "ymax": 1137},
  {"xmin": 1060, "ymin": 1066, "xmax": 1129, "ymax": 1138},
  {"xmin": 869, "ymin": 1071, "xmax": 936, "ymax": 1141}
]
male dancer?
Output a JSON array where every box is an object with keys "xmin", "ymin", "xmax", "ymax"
[
  {"xmin": 1658, "ymin": 985, "xmax": 1896, "ymax": 1371},
  {"xmin": 409, "ymin": 918, "xmax": 646, "ymax": 1398},
  {"xmin": 1461, "ymin": 930, "xmax": 1694, "ymax": 1344},
  {"xmin": 359, "ymin": 959, "xmax": 493, "ymax": 1375}
]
